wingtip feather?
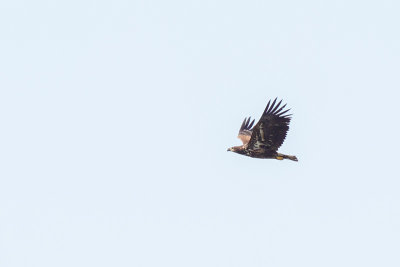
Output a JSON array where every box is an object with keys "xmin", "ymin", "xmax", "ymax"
[
  {"xmin": 249, "ymin": 118, "xmax": 255, "ymax": 129},
  {"xmin": 271, "ymin": 99, "xmax": 283, "ymax": 113},
  {"xmin": 267, "ymin": 98, "xmax": 277, "ymax": 113}
]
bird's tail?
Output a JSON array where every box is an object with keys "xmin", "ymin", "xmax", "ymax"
[{"xmin": 276, "ymin": 153, "xmax": 298, "ymax": 162}]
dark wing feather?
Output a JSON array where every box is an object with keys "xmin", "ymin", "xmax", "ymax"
[
  {"xmin": 247, "ymin": 98, "xmax": 292, "ymax": 151},
  {"xmin": 237, "ymin": 117, "xmax": 255, "ymax": 144}
]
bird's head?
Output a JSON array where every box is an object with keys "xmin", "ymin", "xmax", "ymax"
[{"xmin": 227, "ymin": 146, "xmax": 242, "ymax": 153}]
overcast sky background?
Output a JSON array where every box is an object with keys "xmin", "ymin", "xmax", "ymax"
[{"xmin": 1, "ymin": 0, "xmax": 400, "ymax": 266}]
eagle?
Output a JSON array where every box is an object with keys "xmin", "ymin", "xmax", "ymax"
[{"xmin": 227, "ymin": 98, "xmax": 298, "ymax": 161}]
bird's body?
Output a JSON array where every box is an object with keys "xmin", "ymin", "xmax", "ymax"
[
  {"xmin": 228, "ymin": 145, "xmax": 283, "ymax": 159},
  {"xmin": 227, "ymin": 98, "xmax": 298, "ymax": 161}
]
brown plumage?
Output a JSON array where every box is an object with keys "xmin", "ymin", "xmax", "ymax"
[{"xmin": 227, "ymin": 98, "xmax": 298, "ymax": 161}]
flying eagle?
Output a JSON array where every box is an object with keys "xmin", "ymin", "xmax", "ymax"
[{"xmin": 227, "ymin": 98, "xmax": 298, "ymax": 161}]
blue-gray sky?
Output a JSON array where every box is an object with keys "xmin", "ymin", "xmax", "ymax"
[{"xmin": 1, "ymin": 1, "xmax": 400, "ymax": 266}]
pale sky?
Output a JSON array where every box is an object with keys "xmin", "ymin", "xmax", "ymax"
[{"xmin": 1, "ymin": 1, "xmax": 400, "ymax": 266}]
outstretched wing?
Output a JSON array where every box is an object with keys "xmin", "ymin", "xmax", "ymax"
[
  {"xmin": 237, "ymin": 117, "xmax": 255, "ymax": 145},
  {"xmin": 247, "ymin": 98, "xmax": 292, "ymax": 151}
]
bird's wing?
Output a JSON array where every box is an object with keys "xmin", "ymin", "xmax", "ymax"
[
  {"xmin": 247, "ymin": 98, "xmax": 292, "ymax": 151},
  {"xmin": 237, "ymin": 117, "xmax": 255, "ymax": 145}
]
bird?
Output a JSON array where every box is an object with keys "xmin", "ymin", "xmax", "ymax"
[{"xmin": 227, "ymin": 98, "xmax": 298, "ymax": 161}]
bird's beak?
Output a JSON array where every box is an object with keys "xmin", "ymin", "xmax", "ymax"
[{"xmin": 227, "ymin": 148, "xmax": 231, "ymax": 152}]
